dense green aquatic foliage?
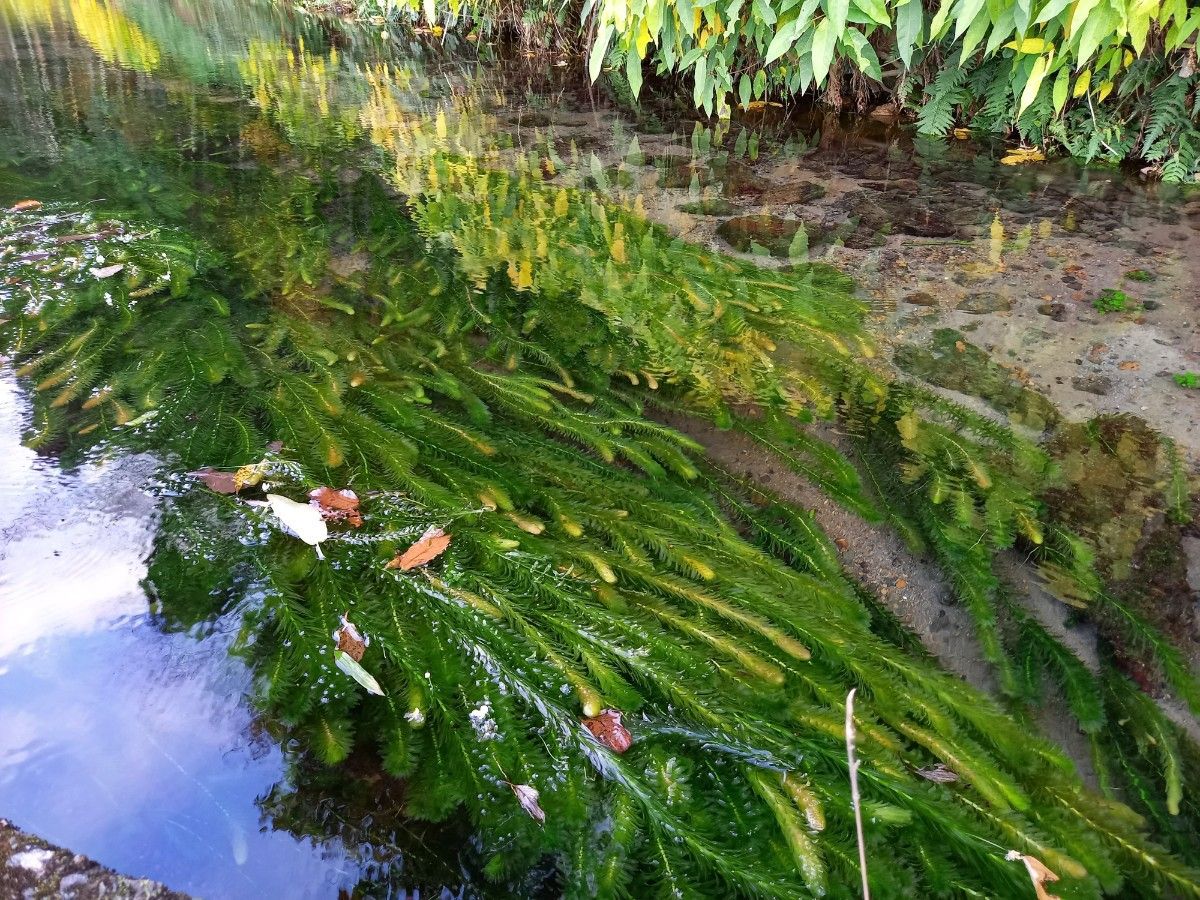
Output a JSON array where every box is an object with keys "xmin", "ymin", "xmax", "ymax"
[
  {"xmin": 2, "ymin": 1, "xmax": 1199, "ymax": 894},
  {"xmin": 0, "ymin": 169, "xmax": 1193, "ymax": 898}
]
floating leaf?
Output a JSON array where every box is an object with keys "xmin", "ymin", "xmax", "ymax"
[
  {"xmin": 582, "ymin": 708, "xmax": 633, "ymax": 753},
  {"xmin": 1006, "ymin": 851, "xmax": 1061, "ymax": 900},
  {"xmin": 1000, "ymin": 147, "xmax": 1046, "ymax": 165},
  {"xmin": 90, "ymin": 264, "xmax": 125, "ymax": 279},
  {"xmin": 335, "ymin": 649, "xmax": 385, "ymax": 696},
  {"xmin": 387, "ymin": 525, "xmax": 450, "ymax": 570},
  {"xmin": 509, "ymin": 783, "xmax": 546, "ymax": 825},
  {"xmin": 917, "ymin": 763, "xmax": 960, "ymax": 783},
  {"xmin": 192, "ymin": 468, "xmax": 240, "ymax": 494},
  {"xmin": 234, "ymin": 462, "xmax": 267, "ymax": 491},
  {"xmin": 267, "ymin": 492, "xmax": 329, "ymax": 548},
  {"xmin": 333, "ymin": 613, "xmax": 368, "ymax": 661},
  {"xmin": 9, "ymin": 199, "xmax": 41, "ymax": 212},
  {"xmin": 310, "ymin": 486, "xmax": 363, "ymax": 527}
]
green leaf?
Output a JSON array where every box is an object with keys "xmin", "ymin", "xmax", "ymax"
[
  {"xmin": 693, "ymin": 53, "xmax": 709, "ymax": 107},
  {"xmin": 753, "ymin": 68, "xmax": 767, "ymax": 98},
  {"xmin": 754, "ymin": 0, "xmax": 778, "ymax": 26},
  {"xmin": 1034, "ymin": 0, "xmax": 1072, "ymax": 24},
  {"xmin": 739, "ymin": 72, "xmax": 752, "ymax": 108},
  {"xmin": 1019, "ymin": 52, "xmax": 1050, "ymax": 115},
  {"xmin": 845, "ymin": 29, "xmax": 882, "ymax": 80},
  {"xmin": 959, "ymin": 10, "xmax": 990, "ymax": 62},
  {"xmin": 335, "ymin": 650, "xmax": 385, "ymax": 696},
  {"xmin": 823, "ymin": 0, "xmax": 850, "ymax": 36},
  {"xmin": 811, "ymin": 17, "xmax": 836, "ymax": 84},
  {"xmin": 765, "ymin": 18, "xmax": 801, "ymax": 64},
  {"xmin": 850, "ymin": 0, "xmax": 890, "ymax": 27},
  {"xmin": 1051, "ymin": 64, "xmax": 1069, "ymax": 112},
  {"xmin": 895, "ymin": 0, "xmax": 923, "ymax": 66},
  {"xmin": 626, "ymin": 49, "xmax": 644, "ymax": 98},
  {"xmin": 589, "ymin": 23, "xmax": 613, "ymax": 81},
  {"xmin": 929, "ymin": 0, "xmax": 957, "ymax": 39},
  {"xmin": 954, "ymin": 0, "xmax": 986, "ymax": 39}
]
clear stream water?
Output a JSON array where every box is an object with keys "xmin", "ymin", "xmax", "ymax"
[{"xmin": 0, "ymin": 1, "xmax": 1196, "ymax": 897}]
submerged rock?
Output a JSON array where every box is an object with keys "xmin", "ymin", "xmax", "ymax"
[
  {"xmin": 1037, "ymin": 302, "xmax": 1068, "ymax": 321},
  {"xmin": 1, "ymin": 819, "xmax": 188, "ymax": 899},
  {"xmin": 956, "ymin": 291, "xmax": 1013, "ymax": 314},
  {"xmin": 894, "ymin": 329, "xmax": 1059, "ymax": 430},
  {"xmin": 716, "ymin": 215, "xmax": 819, "ymax": 258},
  {"xmin": 903, "ymin": 290, "xmax": 940, "ymax": 306},
  {"xmin": 678, "ymin": 198, "xmax": 736, "ymax": 216},
  {"xmin": 1071, "ymin": 374, "xmax": 1114, "ymax": 395}
]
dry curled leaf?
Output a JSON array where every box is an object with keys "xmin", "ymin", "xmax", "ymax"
[
  {"xmin": 916, "ymin": 764, "xmax": 959, "ymax": 783},
  {"xmin": 387, "ymin": 526, "xmax": 451, "ymax": 571},
  {"xmin": 1006, "ymin": 851, "xmax": 1061, "ymax": 900},
  {"xmin": 508, "ymin": 783, "xmax": 545, "ymax": 825},
  {"xmin": 582, "ymin": 708, "xmax": 633, "ymax": 754},
  {"xmin": 309, "ymin": 486, "xmax": 362, "ymax": 527},
  {"xmin": 192, "ymin": 468, "xmax": 241, "ymax": 494},
  {"xmin": 9, "ymin": 199, "xmax": 41, "ymax": 212},
  {"xmin": 333, "ymin": 613, "xmax": 368, "ymax": 661},
  {"xmin": 1118, "ymin": 360, "xmax": 1140, "ymax": 371},
  {"xmin": 953, "ymin": 127, "xmax": 971, "ymax": 140}
]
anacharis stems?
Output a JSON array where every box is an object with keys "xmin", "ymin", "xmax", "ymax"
[{"xmin": 846, "ymin": 688, "xmax": 870, "ymax": 900}]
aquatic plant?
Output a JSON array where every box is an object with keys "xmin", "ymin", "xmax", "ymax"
[
  {"xmin": 1091, "ymin": 288, "xmax": 1137, "ymax": 313},
  {"xmin": 2, "ymin": 5, "xmax": 1199, "ymax": 894},
  {"xmin": 4, "ymin": 142, "xmax": 1200, "ymax": 894},
  {"xmin": 1175, "ymin": 372, "xmax": 1200, "ymax": 389}
]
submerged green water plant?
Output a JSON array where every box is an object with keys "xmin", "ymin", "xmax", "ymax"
[
  {"xmin": 2, "ymin": 4, "xmax": 1199, "ymax": 894},
  {"xmin": 3, "ymin": 156, "xmax": 1199, "ymax": 896}
]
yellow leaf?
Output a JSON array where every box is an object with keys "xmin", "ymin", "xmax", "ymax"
[
  {"xmin": 1072, "ymin": 69, "xmax": 1091, "ymax": 97},
  {"xmin": 1004, "ymin": 37, "xmax": 1046, "ymax": 53},
  {"xmin": 953, "ymin": 127, "xmax": 971, "ymax": 139},
  {"xmin": 1097, "ymin": 79, "xmax": 1113, "ymax": 102},
  {"xmin": 1000, "ymin": 147, "xmax": 1046, "ymax": 165}
]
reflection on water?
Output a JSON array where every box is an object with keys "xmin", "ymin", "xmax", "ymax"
[{"xmin": 0, "ymin": 376, "xmax": 369, "ymax": 898}]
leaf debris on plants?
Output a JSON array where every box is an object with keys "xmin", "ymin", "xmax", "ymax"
[{"xmin": 387, "ymin": 525, "xmax": 451, "ymax": 570}]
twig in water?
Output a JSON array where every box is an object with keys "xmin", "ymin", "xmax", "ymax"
[{"xmin": 846, "ymin": 688, "xmax": 870, "ymax": 900}]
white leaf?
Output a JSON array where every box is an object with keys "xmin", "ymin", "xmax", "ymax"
[
  {"xmin": 510, "ymin": 783, "xmax": 546, "ymax": 825},
  {"xmin": 335, "ymin": 650, "xmax": 385, "ymax": 696},
  {"xmin": 90, "ymin": 264, "xmax": 124, "ymax": 279},
  {"xmin": 267, "ymin": 493, "xmax": 328, "ymax": 547}
]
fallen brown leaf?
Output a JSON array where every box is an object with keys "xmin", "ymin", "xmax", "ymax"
[
  {"xmin": 333, "ymin": 613, "xmax": 368, "ymax": 661},
  {"xmin": 895, "ymin": 578, "xmax": 908, "ymax": 590},
  {"xmin": 1118, "ymin": 360, "xmax": 1140, "ymax": 371},
  {"xmin": 582, "ymin": 708, "xmax": 633, "ymax": 754},
  {"xmin": 192, "ymin": 468, "xmax": 240, "ymax": 494},
  {"xmin": 508, "ymin": 783, "xmax": 545, "ymax": 825},
  {"xmin": 917, "ymin": 763, "xmax": 959, "ymax": 783},
  {"xmin": 1006, "ymin": 851, "xmax": 1061, "ymax": 900},
  {"xmin": 387, "ymin": 526, "xmax": 451, "ymax": 571},
  {"xmin": 309, "ymin": 486, "xmax": 362, "ymax": 527},
  {"xmin": 9, "ymin": 200, "xmax": 41, "ymax": 212}
]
